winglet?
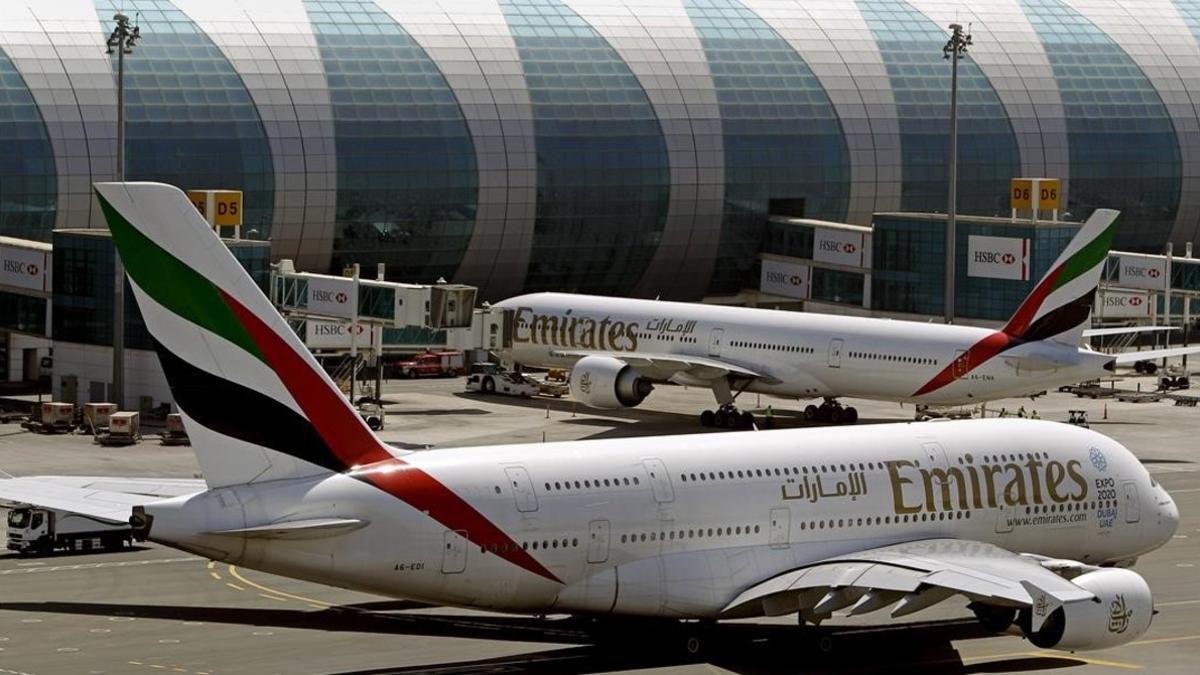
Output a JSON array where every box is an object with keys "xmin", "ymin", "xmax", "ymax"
[{"xmin": 1020, "ymin": 580, "xmax": 1065, "ymax": 632}]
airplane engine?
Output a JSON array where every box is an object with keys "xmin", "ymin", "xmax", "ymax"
[
  {"xmin": 1023, "ymin": 568, "xmax": 1154, "ymax": 651},
  {"xmin": 569, "ymin": 356, "xmax": 653, "ymax": 409}
]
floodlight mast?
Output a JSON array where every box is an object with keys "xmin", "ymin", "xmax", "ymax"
[
  {"xmin": 943, "ymin": 22, "xmax": 971, "ymax": 325},
  {"xmin": 106, "ymin": 13, "xmax": 140, "ymax": 409}
]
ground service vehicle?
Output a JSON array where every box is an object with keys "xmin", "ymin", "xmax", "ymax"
[
  {"xmin": 396, "ymin": 350, "xmax": 465, "ymax": 378},
  {"xmin": 465, "ymin": 365, "xmax": 539, "ymax": 397},
  {"xmin": 6, "ymin": 506, "xmax": 131, "ymax": 554},
  {"xmin": 0, "ymin": 182, "xmax": 1178, "ymax": 657}
]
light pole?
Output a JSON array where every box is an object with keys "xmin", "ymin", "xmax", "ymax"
[
  {"xmin": 106, "ymin": 13, "xmax": 140, "ymax": 409},
  {"xmin": 943, "ymin": 23, "xmax": 971, "ymax": 325}
]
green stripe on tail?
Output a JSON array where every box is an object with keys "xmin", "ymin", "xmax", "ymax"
[{"xmin": 97, "ymin": 190, "xmax": 265, "ymax": 363}]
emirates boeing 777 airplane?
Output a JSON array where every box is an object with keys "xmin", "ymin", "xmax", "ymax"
[
  {"xmin": 0, "ymin": 183, "xmax": 1178, "ymax": 657},
  {"xmin": 495, "ymin": 210, "xmax": 1197, "ymax": 428}
]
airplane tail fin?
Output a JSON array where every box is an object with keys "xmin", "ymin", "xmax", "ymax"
[
  {"xmin": 1001, "ymin": 209, "xmax": 1120, "ymax": 345},
  {"xmin": 94, "ymin": 182, "xmax": 394, "ymax": 488}
]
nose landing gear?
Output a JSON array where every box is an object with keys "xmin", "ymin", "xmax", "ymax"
[{"xmin": 803, "ymin": 398, "xmax": 858, "ymax": 425}]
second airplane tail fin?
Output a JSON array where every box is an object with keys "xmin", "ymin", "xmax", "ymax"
[
  {"xmin": 1002, "ymin": 208, "xmax": 1120, "ymax": 345},
  {"xmin": 94, "ymin": 182, "xmax": 395, "ymax": 488}
]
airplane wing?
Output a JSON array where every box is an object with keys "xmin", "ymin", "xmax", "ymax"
[
  {"xmin": 1082, "ymin": 326, "xmax": 1177, "ymax": 338},
  {"xmin": 0, "ymin": 475, "xmax": 153, "ymax": 524},
  {"xmin": 722, "ymin": 538, "xmax": 1094, "ymax": 631},
  {"xmin": 548, "ymin": 349, "xmax": 782, "ymax": 385},
  {"xmin": 1113, "ymin": 346, "xmax": 1200, "ymax": 364},
  {"xmin": 22, "ymin": 476, "xmax": 205, "ymax": 499}
]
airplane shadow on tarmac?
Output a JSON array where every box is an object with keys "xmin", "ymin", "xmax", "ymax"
[{"xmin": 0, "ymin": 601, "xmax": 1089, "ymax": 674}]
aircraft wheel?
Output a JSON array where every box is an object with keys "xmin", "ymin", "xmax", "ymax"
[
  {"xmin": 714, "ymin": 409, "xmax": 729, "ymax": 428},
  {"xmin": 482, "ymin": 376, "xmax": 495, "ymax": 394},
  {"xmin": 804, "ymin": 404, "xmax": 818, "ymax": 421},
  {"xmin": 828, "ymin": 406, "xmax": 843, "ymax": 424},
  {"xmin": 700, "ymin": 410, "xmax": 715, "ymax": 427},
  {"xmin": 1144, "ymin": 361, "xmax": 1158, "ymax": 375},
  {"xmin": 740, "ymin": 411, "xmax": 756, "ymax": 429},
  {"xmin": 843, "ymin": 407, "xmax": 858, "ymax": 425},
  {"xmin": 972, "ymin": 604, "xmax": 1017, "ymax": 633}
]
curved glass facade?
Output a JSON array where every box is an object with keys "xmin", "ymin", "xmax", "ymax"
[
  {"xmin": 501, "ymin": 0, "xmax": 670, "ymax": 295},
  {"xmin": 686, "ymin": 0, "xmax": 850, "ymax": 296},
  {"xmin": 0, "ymin": 47, "xmax": 55, "ymax": 241},
  {"xmin": 1020, "ymin": 0, "xmax": 1181, "ymax": 252},
  {"xmin": 859, "ymin": 0, "xmax": 1020, "ymax": 217},
  {"xmin": 306, "ymin": 0, "xmax": 478, "ymax": 284},
  {"xmin": 2, "ymin": 0, "xmax": 1199, "ymax": 300},
  {"xmin": 94, "ymin": 0, "xmax": 274, "ymax": 239}
]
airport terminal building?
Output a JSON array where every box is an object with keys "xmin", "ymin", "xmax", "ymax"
[{"xmin": 1, "ymin": 0, "xmax": 1200, "ymax": 304}]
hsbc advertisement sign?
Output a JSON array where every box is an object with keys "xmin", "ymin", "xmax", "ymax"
[
  {"xmin": 304, "ymin": 320, "xmax": 375, "ymax": 350},
  {"xmin": 1096, "ymin": 289, "xmax": 1151, "ymax": 319},
  {"xmin": 0, "ymin": 244, "xmax": 50, "ymax": 293},
  {"xmin": 306, "ymin": 276, "xmax": 357, "ymax": 319},
  {"xmin": 813, "ymin": 227, "xmax": 869, "ymax": 268},
  {"xmin": 1117, "ymin": 255, "xmax": 1167, "ymax": 290},
  {"xmin": 967, "ymin": 235, "xmax": 1029, "ymax": 281},
  {"xmin": 760, "ymin": 259, "xmax": 812, "ymax": 300}
]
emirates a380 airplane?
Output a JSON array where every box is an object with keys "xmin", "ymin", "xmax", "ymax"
[
  {"xmin": 495, "ymin": 210, "xmax": 1196, "ymax": 428},
  {"xmin": 0, "ymin": 183, "xmax": 1179, "ymax": 656}
]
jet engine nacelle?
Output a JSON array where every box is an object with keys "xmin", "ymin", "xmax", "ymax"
[
  {"xmin": 1026, "ymin": 569, "xmax": 1154, "ymax": 651},
  {"xmin": 569, "ymin": 355, "xmax": 653, "ymax": 409}
]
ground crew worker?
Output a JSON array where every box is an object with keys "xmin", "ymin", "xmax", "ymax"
[
  {"xmin": 764, "ymin": 405, "xmax": 775, "ymax": 429},
  {"xmin": 999, "ymin": 408, "xmax": 1008, "ymax": 418},
  {"xmin": 1031, "ymin": 410, "xmax": 1040, "ymax": 420},
  {"xmin": 1018, "ymin": 405, "xmax": 1027, "ymax": 418}
]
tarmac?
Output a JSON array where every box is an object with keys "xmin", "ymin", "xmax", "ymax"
[{"xmin": 1, "ymin": 373, "xmax": 1198, "ymax": 674}]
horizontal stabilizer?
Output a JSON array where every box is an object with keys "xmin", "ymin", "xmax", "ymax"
[
  {"xmin": 1083, "ymin": 326, "xmax": 1178, "ymax": 338},
  {"xmin": 206, "ymin": 517, "xmax": 368, "ymax": 539},
  {"xmin": 0, "ymin": 476, "xmax": 144, "ymax": 524},
  {"xmin": 1113, "ymin": 346, "xmax": 1200, "ymax": 364}
]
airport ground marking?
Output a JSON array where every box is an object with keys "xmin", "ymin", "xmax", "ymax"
[
  {"xmin": 226, "ymin": 565, "xmax": 334, "ymax": 608},
  {"xmin": 959, "ymin": 649, "xmax": 1141, "ymax": 669},
  {"xmin": 1130, "ymin": 633, "xmax": 1200, "ymax": 646},
  {"xmin": 223, "ymin": 583, "xmax": 243, "ymax": 592},
  {"xmin": 0, "ymin": 557, "xmax": 197, "ymax": 575}
]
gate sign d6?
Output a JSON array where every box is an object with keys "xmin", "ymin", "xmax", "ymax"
[
  {"xmin": 1010, "ymin": 178, "xmax": 1060, "ymax": 211},
  {"xmin": 187, "ymin": 189, "xmax": 243, "ymax": 227}
]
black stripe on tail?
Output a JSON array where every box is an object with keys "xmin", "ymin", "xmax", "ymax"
[{"xmin": 152, "ymin": 339, "xmax": 345, "ymax": 473}]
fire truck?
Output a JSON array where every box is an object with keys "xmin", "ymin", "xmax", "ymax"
[{"xmin": 394, "ymin": 350, "xmax": 466, "ymax": 378}]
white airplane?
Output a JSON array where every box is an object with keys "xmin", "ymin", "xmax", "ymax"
[
  {"xmin": 494, "ymin": 209, "xmax": 1198, "ymax": 428},
  {"xmin": 0, "ymin": 182, "xmax": 1180, "ymax": 657}
]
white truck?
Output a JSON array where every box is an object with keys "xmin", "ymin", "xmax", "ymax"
[
  {"xmin": 6, "ymin": 505, "xmax": 131, "ymax": 554},
  {"xmin": 465, "ymin": 364, "xmax": 539, "ymax": 398}
]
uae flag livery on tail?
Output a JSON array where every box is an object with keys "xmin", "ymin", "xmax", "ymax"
[
  {"xmin": 913, "ymin": 209, "xmax": 1120, "ymax": 397},
  {"xmin": 94, "ymin": 182, "xmax": 559, "ymax": 583}
]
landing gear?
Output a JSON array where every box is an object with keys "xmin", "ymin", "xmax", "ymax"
[
  {"xmin": 802, "ymin": 398, "xmax": 858, "ymax": 425},
  {"xmin": 700, "ymin": 404, "xmax": 756, "ymax": 430}
]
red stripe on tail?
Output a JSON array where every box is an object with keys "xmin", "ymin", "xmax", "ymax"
[{"xmin": 219, "ymin": 289, "xmax": 560, "ymax": 583}]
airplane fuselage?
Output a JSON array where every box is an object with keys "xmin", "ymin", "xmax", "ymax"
[
  {"xmin": 147, "ymin": 420, "xmax": 1174, "ymax": 618},
  {"xmin": 495, "ymin": 293, "xmax": 1114, "ymax": 407}
]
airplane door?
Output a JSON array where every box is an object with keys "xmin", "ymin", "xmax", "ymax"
[
  {"xmin": 769, "ymin": 507, "xmax": 791, "ymax": 549},
  {"xmin": 827, "ymin": 338, "xmax": 844, "ymax": 368},
  {"xmin": 642, "ymin": 458, "xmax": 675, "ymax": 503},
  {"xmin": 1124, "ymin": 482, "xmax": 1141, "ymax": 523},
  {"xmin": 995, "ymin": 503, "xmax": 1014, "ymax": 533},
  {"xmin": 504, "ymin": 466, "xmax": 539, "ymax": 513},
  {"xmin": 709, "ymin": 328, "xmax": 724, "ymax": 357},
  {"xmin": 952, "ymin": 350, "xmax": 969, "ymax": 379},
  {"xmin": 587, "ymin": 520, "xmax": 610, "ymax": 563},
  {"xmin": 442, "ymin": 530, "xmax": 467, "ymax": 574}
]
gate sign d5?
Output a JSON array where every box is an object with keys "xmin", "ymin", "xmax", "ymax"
[{"xmin": 187, "ymin": 189, "xmax": 243, "ymax": 227}]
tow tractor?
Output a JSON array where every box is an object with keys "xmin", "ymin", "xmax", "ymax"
[
  {"xmin": 6, "ymin": 505, "xmax": 131, "ymax": 555},
  {"xmin": 465, "ymin": 363, "xmax": 539, "ymax": 398}
]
